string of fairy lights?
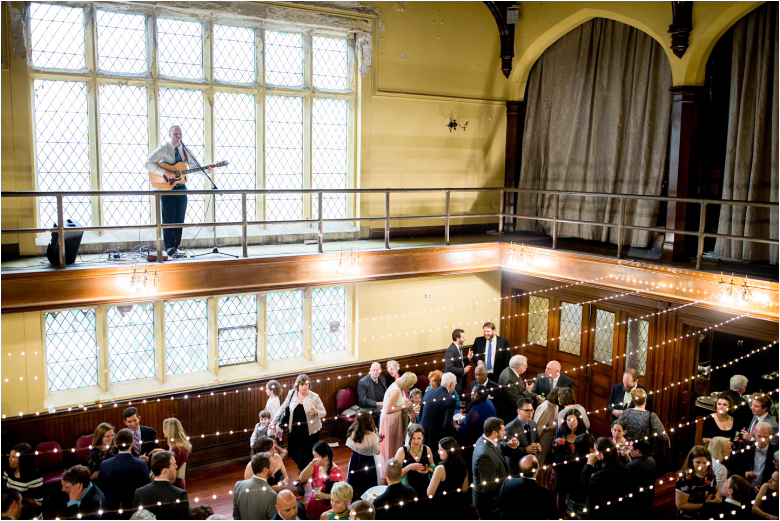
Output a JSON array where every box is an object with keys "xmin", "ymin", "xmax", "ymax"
[
  {"xmin": 22, "ymin": 339, "xmax": 777, "ymax": 456},
  {"xmin": 46, "ymin": 429, "xmax": 780, "ymax": 520}
]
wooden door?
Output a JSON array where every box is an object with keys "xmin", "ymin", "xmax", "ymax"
[
  {"xmin": 550, "ymin": 297, "xmax": 588, "ymax": 402},
  {"xmin": 584, "ymin": 305, "xmax": 621, "ymax": 437}
]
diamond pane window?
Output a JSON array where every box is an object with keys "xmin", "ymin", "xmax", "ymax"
[
  {"xmin": 218, "ymin": 295, "xmax": 257, "ymax": 366},
  {"xmin": 312, "ymin": 99, "xmax": 347, "ymax": 220},
  {"xmin": 265, "ymin": 290, "xmax": 303, "ymax": 360},
  {"xmin": 29, "ymin": 3, "xmax": 85, "ymax": 70},
  {"xmin": 214, "ymin": 92, "xmax": 256, "ymax": 222},
  {"xmin": 159, "ymin": 88, "xmax": 206, "ymax": 223},
  {"xmin": 45, "ymin": 309, "xmax": 98, "ymax": 391},
  {"xmin": 213, "ymin": 24, "xmax": 256, "ymax": 84},
  {"xmin": 593, "ymin": 309, "xmax": 615, "ymax": 366},
  {"xmin": 313, "ymin": 36, "xmax": 349, "ymax": 90},
  {"xmin": 558, "ymin": 302, "xmax": 582, "ymax": 355},
  {"xmin": 165, "ymin": 299, "xmax": 208, "ymax": 375},
  {"xmin": 107, "ymin": 304, "xmax": 155, "ymax": 383},
  {"xmin": 99, "ymin": 84, "xmax": 150, "ymax": 226},
  {"xmin": 157, "ymin": 18, "xmax": 203, "ymax": 79},
  {"xmin": 527, "ymin": 296, "xmax": 548, "ymax": 346},
  {"xmin": 626, "ymin": 319, "xmax": 649, "ymax": 377},
  {"xmin": 97, "ymin": 10, "xmax": 147, "ymax": 74},
  {"xmin": 265, "ymin": 96, "xmax": 303, "ymax": 221},
  {"xmin": 265, "ymin": 31, "xmax": 304, "ymax": 87},
  {"xmin": 34, "ymin": 80, "xmax": 92, "ymax": 228},
  {"xmin": 312, "ymin": 286, "xmax": 346, "ymax": 354}
]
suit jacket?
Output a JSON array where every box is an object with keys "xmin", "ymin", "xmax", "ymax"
[
  {"xmin": 472, "ymin": 437, "xmax": 509, "ymax": 518},
  {"xmin": 419, "ymin": 386, "xmax": 457, "ymax": 450},
  {"xmin": 499, "ymin": 418, "xmax": 539, "ymax": 476},
  {"xmin": 705, "ymin": 499, "xmax": 754, "ymax": 520},
  {"xmin": 270, "ymin": 502, "xmax": 309, "ymax": 520},
  {"xmin": 746, "ymin": 414, "xmax": 780, "ymax": 438},
  {"xmin": 130, "ymin": 425, "xmax": 158, "ymax": 458},
  {"xmin": 498, "ymin": 476, "xmax": 557, "ymax": 519},
  {"xmin": 97, "ymin": 451, "xmax": 151, "ymax": 515},
  {"xmin": 627, "ymin": 455, "xmax": 656, "ymax": 512},
  {"xmin": 606, "ymin": 383, "xmax": 652, "ymax": 417},
  {"xmin": 472, "ymin": 336, "xmax": 511, "ymax": 377},
  {"xmin": 531, "ymin": 373, "xmax": 574, "ymax": 399},
  {"xmin": 732, "ymin": 442, "xmax": 778, "ymax": 485},
  {"xmin": 133, "ymin": 480, "xmax": 189, "ymax": 520},
  {"xmin": 445, "ymin": 343, "xmax": 471, "ymax": 394},
  {"xmin": 357, "ymin": 374, "xmax": 387, "ymax": 414},
  {"xmin": 65, "ymin": 483, "xmax": 108, "ymax": 520},
  {"xmin": 496, "ymin": 367, "xmax": 533, "ymax": 423},
  {"xmin": 580, "ymin": 463, "xmax": 632, "ymax": 520},
  {"xmin": 470, "ymin": 378, "xmax": 499, "ymax": 397},
  {"xmin": 722, "ymin": 390, "xmax": 752, "ymax": 430},
  {"xmin": 233, "ymin": 476, "xmax": 277, "ymax": 520},
  {"xmin": 374, "ymin": 483, "xmax": 418, "ymax": 520}
]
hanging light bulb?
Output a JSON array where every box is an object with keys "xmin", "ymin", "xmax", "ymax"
[
  {"xmin": 335, "ymin": 249, "xmax": 347, "ymax": 275},
  {"xmin": 717, "ymin": 276, "xmax": 734, "ymax": 304}
]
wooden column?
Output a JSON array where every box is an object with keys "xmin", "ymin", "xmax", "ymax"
[
  {"xmin": 664, "ymin": 86, "xmax": 704, "ymax": 261},
  {"xmin": 504, "ymin": 101, "xmax": 525, "ymax": 232}
]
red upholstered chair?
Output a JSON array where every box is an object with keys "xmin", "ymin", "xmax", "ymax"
[
  {"xmin": 34, "ymin": 440, "xmax": 64, "ymax": 486},
  {"xmin": 335, "ymin": 387, "xmax": 358, "ymax": 439},
  {"xmin": 73, "ymin": 434, "xmax": 93, "ymax": 465},
  {"xmin": 414, "ymin": 374, "xmax": 429, "ymax": 392}
]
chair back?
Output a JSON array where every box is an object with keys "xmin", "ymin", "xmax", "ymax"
[
  {"xmin": 414, "ymin": 374, "xmax": 429, "ymax": 391},
  {"xmin": 694, "ymin": 415, "xmax": 705, "ymax": 447},
  {"xmin": 73, "ymin": 434, "xmax": 93, "ymax": 464},
  {"xmin": 336, "ymin": 387, "xmax": 357, "ymax": 412},
  {"xmin": 35, "ymin": 440, "xmax": 63, "ymax": 470}
]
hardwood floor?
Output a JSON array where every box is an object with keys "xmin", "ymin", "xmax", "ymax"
[{"xmin": 186, "ymin": 438, "xmax": 680, "ymax": 520}]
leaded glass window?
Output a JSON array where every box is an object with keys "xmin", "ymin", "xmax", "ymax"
[
  {"xmin": 527, "ymin": 296, "xmax": 548, "ymax": 346},
  {"xmin": 29, "ymin": 3, "xmax": 85, "ymax": 70},
  {"xmin": 96, "ymin": 10, "xmax": 147, "ymax": 74},
  {"xmin": 213, "ymin": 24, "xmax": 256, "ymax": 84},
  {"xmin": 265, "ymin": 290, "xmax": 303, "ymax": 360},
  {"xmin": 218, "ymin": 295, "xmax": 257, "ymax": 366},
  {"xmin": 107, "ymin": 304, "xmax": 156, "ymax": 383},
  {"xmin": 626, "ymin": 319, "xmax": 649, "ymax": 377},
  {"xmin": 156, "ymin": 18, "xmax": 203, "ymax": 79},
  {"xmin": 45, "ymin": 309, "xmax": 98, "ymax": 391},
  {"xmin": 265, "ymin": 96, "xmax": 303, "ymax": 221},
  {"xmin": 312, "ymin": 98, "xmax": 348, "ymax": 220},
  {"xmin": 312, "ymin": 286, "xmax": 346, "ymax": 354},
  {"xmin": 593, "ymin": 309, "xmax": 615, "ymax": 366},
  {"xmin": 313, "ymin": 36, "xmax": 349, "ymax": 90},
  {"xmin": 558, "ymin": 302, "xmax": 582, "ymax": 355},
  {"xmin": 214, "ymin": 92, "xmax": 256, "ymax": 222},
  {"xmin": 164, "ymin": 299, "xmax": 208, "ymax": 375},
  {"xmin": 265, "ymin": 31, "xmax": 304, "ymax": 87}
]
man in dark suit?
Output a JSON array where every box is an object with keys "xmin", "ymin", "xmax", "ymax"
[
  {"xmin": 580, "ymin": 438, "xmax": 632, "ymax": 520},
  {"xmin": 445, "ymin": 328, "xmax": 474, "ymax": 395},
  {"xmin": 496, "ymin": 355, "xmax": 534, "ymax": 422},
  {"xmin": 732, "ymin": 422, "xmax": 777, "ymax": 491},
  {"xmin": 271, "ymin": 490, "xmax": 309, "ymax": 520},
  {"xmin": 357, "ymin": 362, "xmax": 388, "ymax": 427},
  {"xmin": 500, "ymin": 398, "xmax": 541, "ymax": 476},
  {"xmin": 497, "ymin": 455, "xmax": 557, "ymax": 519},
  {"xmin": 61, "ymin": 465, "xmax": 107, "ymax": 520},
  {"xmin": 723, "ymin": 375, "xmax": 751, "ymax": 430},
  {"xmin": 419, "ymin": 372, "xmax": 458, "ymax": 453},
  {"xmin": 606, "ymin": 368, "xmax": 651, "ymax": 422},
  {"xmin": 705, "ymin": 475, "xmax": 754, "ymax": 520},
  {"xmin": 626, "ymin": 440, "xmax": 656, "ymax": 514},
  {"xmin": 97, "ymin": 428, "xmax": 150, "ymax": 517},
  {"xmin": 472, "ymin": 417, "xmax": 509, "ymax": 520},
  {"xmin": 374, "ymin": 459, "xmax": 418, "ymax": 520},
  {"xmin": 531, "ymin": 360, "xmax": 574, "ymax": 404},
  {"xmin": 233, "ymin": 452, "xmax": 277, "ymax": 520},
  {"xmin": 740, "ymin": 394, "xmax": 779, "ymax": 444},
  {"xmin": 124, "ymin": 406, "xmax": 158, "ymax": 461},
  {"xmin": 133, "ymin": 451, "xmax": 189, "ymax": 520},
  {"xmin": 472, "ymin": 322, "xmax": 511, "ymax": 381},
  {"xmin": 469, "ymin": 365, "xmax": 499, "ymax": 398}
]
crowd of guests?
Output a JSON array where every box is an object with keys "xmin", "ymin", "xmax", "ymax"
[{"xmin": 2, "ymin": 331, "xmax": 779, "ymax": 520}]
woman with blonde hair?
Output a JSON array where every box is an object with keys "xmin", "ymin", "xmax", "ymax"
[
  {"xmin": 86, "ymin": 422, "xmax": 117, "ymax": 480},
  {"xmin": 155, "ymin": 417, "xmax": 191, "ymax": 489},
  {"xmin": 379, "ymin": 372, "xmax": 416, "ymax": 470},
  {"xmin": 707, "ymin": 436, "xmax": 731, "ymax": 489},
  {"xmin": 320, "ymin": 481, "xmax": 354, "ymax": 520},
  {"xmin": 616, "ymin": 388, "xmax": 666, "ymax": 441}
]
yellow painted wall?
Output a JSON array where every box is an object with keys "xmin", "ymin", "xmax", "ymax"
[{"xmin": 1, "ymin": 271, "xmax": 501, "ymax": 416}]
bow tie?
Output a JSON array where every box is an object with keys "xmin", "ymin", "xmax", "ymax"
[{"xmin": 756, "ymin": 446, "xmax": 767, "ymax": 455}]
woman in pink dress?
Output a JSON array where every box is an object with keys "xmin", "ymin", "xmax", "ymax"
[{"xmin": 379, "ymin": 372, "xmax": 417, "ymax": 476}]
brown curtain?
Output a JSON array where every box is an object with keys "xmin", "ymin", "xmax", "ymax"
[
  {"xmin": 517, "ymin": 18, "xmax": 672, "ymax": 247},
  {"xmin": 714, "ymin": 2, "xmax": 778, "ymax": 264}
]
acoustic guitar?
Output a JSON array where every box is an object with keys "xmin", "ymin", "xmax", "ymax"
[{"xmin": 149, "ymin": 160, "xmax": 228, "ymax": 190}]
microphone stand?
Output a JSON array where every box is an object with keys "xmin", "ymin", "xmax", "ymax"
[{"xmin": 183, "ymin": 142, "xmax": 238, "ymax": 259}]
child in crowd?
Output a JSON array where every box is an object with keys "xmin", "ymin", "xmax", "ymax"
[
  {"xmin": 409, "ymin": 388, "xmax": 422, "ymax": 423},
  {"xmin": 250, "ymin": 410, "xmax": 271, "ymax": 449}
]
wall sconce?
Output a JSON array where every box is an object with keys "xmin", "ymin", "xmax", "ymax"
[
  {"xmin": 507, "ymin": 242, "xmax": 533, "ymax": 267},
  {"xmin": 717, "ymin": 275, "xmax": 735, "ymax": 304},
  {"xmin": 737, "ymin": 279, "xmax": 752, "ymax": 306},
  {"xmin": 129, "ymin": 265, "xmax": 158, "ymax": 292},
  {"xmin": 446, "ymin": 119, "xmax": 468, "ymax": 132},
  {"xmin": 335, "ymin": 249, "xmax": 362, "ymax": 275}
]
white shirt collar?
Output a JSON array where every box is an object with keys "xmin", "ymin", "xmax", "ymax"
[{"xmin": 482, "ymin": 434, "xmax": 498, "ymax": 447}]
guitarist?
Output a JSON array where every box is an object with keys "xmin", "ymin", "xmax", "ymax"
[{"xmin": 144, "ymin": 125, "xmax": 211, "ymax": 257}]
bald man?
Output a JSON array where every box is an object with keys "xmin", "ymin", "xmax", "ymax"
[
  {"xmin": 357, "ymin": 362, "xmax": 387, "ymax": 427},
  {"xmin": 531, "ymin": 360, "xmax": 573, "ymax": 404},
  {"xmin": 497, "ymin": 455, "xmax": 557, "ymax": 519},
  {"xmin": 271, "ymin": 490, "xmax": 309, "ymax": 520}
]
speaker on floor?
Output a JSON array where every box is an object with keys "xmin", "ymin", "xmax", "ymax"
[{"xmin": 46, "ymin": 219, "xmax": 83, "ymax": 267}]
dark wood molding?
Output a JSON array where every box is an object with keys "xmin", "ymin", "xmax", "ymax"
[
  {"xmin": 504, "ymin": 101, "xmax": 525, "ymax": 232},
  {"xmin": 484, "ymin": 2, "xmax": 516, "ymax": 78},
  {"xmin": 664, "ymin": 86, "xmax": 704, "ymax": 262},
  {"xmin": 668, "ymin": 1, "xmax": 693, "ymax": 58}
]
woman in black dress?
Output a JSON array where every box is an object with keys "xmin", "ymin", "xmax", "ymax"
[
  {"xmin": 428, "ymin": 437, "xmax": 469, "ymax": 519},
  {"xmin": 394, "ymin": 423, "xmax": 434, "ymax": 500},
  {"xmin": 346, "ymin": 412, "xmax": 381, "ymax": 500},
  {"xmin": 701, "ymin": 393, "xmax": 738, "ymax": 445}
]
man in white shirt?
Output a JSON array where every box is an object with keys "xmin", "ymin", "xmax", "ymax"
[
  {"xmin": 473, "ymin": 322, "xmax": 510, "ymax": 378},
  {"xmin": 145, "ymin": 125, "xmax": 210, "ymax": 257}
]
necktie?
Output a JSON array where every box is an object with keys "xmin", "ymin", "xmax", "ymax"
[
  {"xmin": 487, "ymin": 340, "xmax": 493, "ymax": 371},
  {"xmin": 750, "ymin": 417, "xmax": 758, "ymax": 435},
  {"xmin": 133, "ymin": 430, "xmax": 141, "ymax": 454},
  {"xmin": 174, "ymin": 146, "xmax": 183, "ymax": 164}
]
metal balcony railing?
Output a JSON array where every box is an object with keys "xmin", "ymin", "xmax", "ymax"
[{"xmin": 2, "ymin": 188, "xmax": 777, "ymax": 270}]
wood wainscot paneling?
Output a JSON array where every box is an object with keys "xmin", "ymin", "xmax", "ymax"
[{"xmin": 0, "ymin": 351, "xmax": 447, "ymax": 471}]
